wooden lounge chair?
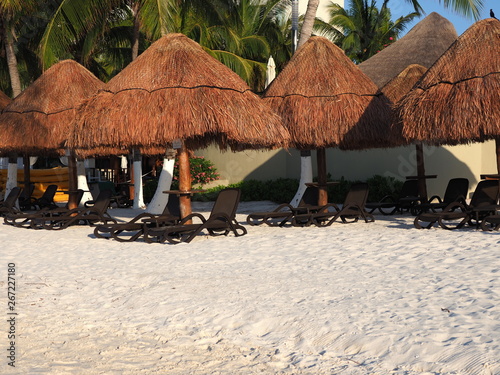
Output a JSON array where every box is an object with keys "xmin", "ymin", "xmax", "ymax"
[
  {"xmin": 480, "ymin": 212, "xmax": 500, "ymax": 231},
  {"xmin": 0, "ymin": 187, "xmax": 22, "ymax": 217},
  {"xmin": 18, "ymin": 183, "xmax": 35, "ymax": 211},
  {"xmin": 143, "ymin": 188, "xmax": 246, "ymax": 244},
  {"xmin": 32, "ymin": 190, "xmax": 117, "ymax": 230},
  {"xmin": 93, "ymin": 194, "xmax": 181, "ymax": 242},
  {"xmin": 414, "ymin": 180, "xmax": 499, "ymax": 230},
  {"xmin": 86, "ymin": 181, "xmax": 131, "ymax": 208},
  {"xmin": 292, "ymin": 183, "xmax": 374, "ymax": 227},
  {"xmin": 29, "ymin": 184, "xmax": 58, "ymax": 210},
  {"xmin": 4, "ymin": 190, "xmax": 85, "ymax": 229},
  {"xmin": 246, "ymin": 186, "xmax": 320, "ymax": 226},
  {"xmin": 411, "ymin": 178, "xmax": 469, "ymax": 215},
  {"xmin": 366, "ymin": 179, "xmax": 420, "ymax": 215}
]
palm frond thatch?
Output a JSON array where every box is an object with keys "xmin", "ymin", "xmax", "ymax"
[
  {"xmin": 0, "ymin": 91, "xmax": 10, "ymax": 110},
  {"xmin": 263, "ymin": 36, "xmax": 392, "ymax": 150},
  {"xmin": 0, "ymin": 60, "xmax": 104, "ymax": 155},
  {"xmin": 380, "ymin": 64, "xmax": 427, "ymax": 146},
  {"xmin": 381, "ymin": 64, "xmax": 427, "ymax": 104},
  {"xmin": 358, "ymin": 12, "xmax": 458, "ymax": 88},
  {"xmin": 397, "ymin": 18, "xmax": 500, "ymax": 146},
  {"xmin": 68, "ymin": 33, "xmax": 289, "ymax": 156}
]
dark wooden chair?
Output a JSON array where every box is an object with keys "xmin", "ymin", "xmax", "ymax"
[
  {"xmin": 144, "ymin": 188, "xmax": 246, "ymax": 244},
  {"xmin": 366, "ymin": 179, "xmax": 420, "ymax": 215},
  {"xmin": 411, "ymin": 178, "xmax": 469, "ymax": 215},
  {"xmin": 0, "ymin": 187, "xmax": 22, "ymax": 217},
  {"xmin": 94, "ymin": 194, "xmax": 181, "ymax": 242},
  {"xmin": 246, "ymin": 186, "xmax": 320, "ymax": 226},
  {"xmin": 4, "ymin": 190, "xmax": 85, "ymax": 229},
  {"xmin": 414, "ymin": 180, "xmax": 499, "ymax": 230},
  {"xmin": 30, "ymin": 184, "xmax": 58, "ymax": 210},
  {"xmin": 32, "ymin": 190, "xmax": 117, "ymax": 230},
  {"xmin": 293, "ymin": 183, "xmax": 374, "ymax": 227}
]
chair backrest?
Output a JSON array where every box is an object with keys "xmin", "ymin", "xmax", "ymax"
[
  {"xmin": 89, "ymin": 189, "xmax": 113, "ymax": 214},
  {"xmin": 64, "ymin": 189, "xmax": 85, "ymax": 209},
  {"xmin": 298, "ymin": 186, "xmax": 319, "ymax": 207},
  {"xmin": 37, "ymin": 184, "xmax": 58, "ymax": 205},
  {"xmin": 442, "ymin": 178, "xmax": 469, "ymax": 204},
  {"xmin": 399, "ymin": 179, "xmax": 419, "ymax": 198},
  {"xmin": 343, "ymin": 183, "xmax": 369, "ymax": 207},
  {"xmin": 470, "ymin": 180, "xmax": 499, "ymax": 208},
  {"xmin": 3, "ymin": 187, "xmax": 22, "ymax": 208},
  {"xmin": 208, "ymin": 188, "xmax": 241, "ymax": 220},
  {"xmin": 163, "ymin": 194, "xmax": 181, "ymax": 218},
  {"xmin": 98, "ymin": 181, "xmax": 117, "ymax": 195}
]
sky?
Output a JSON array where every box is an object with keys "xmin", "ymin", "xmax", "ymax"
[{"xmin": 392, "ymin": 0, "xmax": 497, "ymax": 37}]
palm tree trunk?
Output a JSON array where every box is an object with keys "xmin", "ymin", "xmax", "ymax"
[
  {"xmin": 298, "ymin": 0, "xmax": 319, "ymax": 48},
  {"xmin": 3, "ymin": 23, "xmax": 23, "ymax": 201},
  {"xmin": 291, "ymin": 0, "xmax": 319, "ymax": 206}
]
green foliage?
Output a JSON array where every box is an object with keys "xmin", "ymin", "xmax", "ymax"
[
  {"xmin": 193, "ymin": 175, "xmax": 404, "ymax": 203},
  {"xmin": 365, "ymin": 174, "xmax": 403, "ymax": 202},
  {"xmin": 172, "ymin": 156, "xmax": 219, "ymax": 187}
]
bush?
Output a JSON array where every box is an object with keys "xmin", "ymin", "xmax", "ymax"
[{"xmin": 143, "ymin": 175, "xmax": 404, "ymax": 204}]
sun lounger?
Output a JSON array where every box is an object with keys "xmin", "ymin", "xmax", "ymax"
[
  {"xmin": 411, "ymin": 178, "xmax": 469, "ymax": 215},
  {"xmin": 0, "ymin": 187, "xmax": 22, "ymax": 217},
  {"xmin": 4, "ymin": 190, "xmax": 85, "ymax": 229},
  {"xmin": 292, "ymin": 183, "xmax": 374, "ymax": 227},
  {"xmin": 94, "ymin": 194, "xmax": 181, "ymax": 242},
  {"xmin": 414, "ymin": 180, "xmax": 499, "ymax": 230},
  {"xmin": 32, "ymin": 190, "xmax": 117, "ymax": 230},
  {"xmin": 143, "ymin": 188, "xmax": 246, "ymax": 244},
  {"xmin": 246, "ymin": 186, "xmax": 320, "ymax": 226},
  {"xmin": 366, "ymin": 179, "xmax": 420, "ymax": 215}
]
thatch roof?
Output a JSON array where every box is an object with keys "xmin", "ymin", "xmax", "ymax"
[
  {"xmin": 359, "ymin": 12, "xmax": 458, "ymax": 88},
  {"xmin": 0, "ymin": 91, "xmax": 10, "ymax": 110},
  {"xmin": 68, "ymin": 33, "xmax": 289, "ymax": 156},
  {"xmin": 263, "ymin": 36, "xmax": 392, "ymax": 150},
  {"xmin": 381, "ymin": 64, "xmax": 427, "ymax": 104},
  {"xmin": 0, "ymin": 60, "xmax": 104, "ymax": 155},
  {"xmin": 397, "ymin": 18, "xmax": 500, "ymax": 145},
  {"xmin": 379, "ymin": 64, "xmax": 428, "ymax": 146}
]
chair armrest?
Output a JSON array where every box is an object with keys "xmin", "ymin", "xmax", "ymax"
[{"xmin": 427, "ymin": 195, "xmax": 442, "ymax": 204}]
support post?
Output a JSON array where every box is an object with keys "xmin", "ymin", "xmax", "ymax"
[{"xmin": 178, "ymin": 142, "xmax": 192, "ymax": 222}]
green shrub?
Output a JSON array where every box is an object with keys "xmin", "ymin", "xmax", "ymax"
[{"xmin": 144, "ymin": 175, "xmax": 404, "ymax": 204}]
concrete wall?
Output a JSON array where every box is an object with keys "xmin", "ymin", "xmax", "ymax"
[{"xmin": 197, "ymin": 141, "xmax": 498, "ymax": 199}]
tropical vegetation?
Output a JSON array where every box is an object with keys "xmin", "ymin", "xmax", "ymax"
[{"xmin": 0, "ymin": 0, "xmax": 484, "ymax": 95}]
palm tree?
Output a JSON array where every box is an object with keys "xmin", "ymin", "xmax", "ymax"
[
  {"xmin": 315, "ymin": 0, "xmax": 418, "ymax": 63},
  {"xmin": 300, "ymin": 0, "xmax": 483, "ymax": 49}
]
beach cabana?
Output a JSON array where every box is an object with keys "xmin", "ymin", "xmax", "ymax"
[
  {"xmin": 397, "ymin": 18, "xmax": 500, "ymax": 173},
  {"xmin": 0, "ymin": 60, "xmax": 105, "ymax": 207},
  {"xmin": 358, "ymin": 12, "xmax": 458, "ymax": 89},
  {"xmin": 0, "ymin": 90, "xmax": 10, "ymax": 109},
  {"xmin": 68, "ymin": 33, "xmax": 289, "ymax": 219},
  {"xmin": 381, "ymin": 64, "xmax": 430, "ymax": 200},
  {"xmin": 264, "ymin": 36, "xmax": 392, "ymax": 206}
]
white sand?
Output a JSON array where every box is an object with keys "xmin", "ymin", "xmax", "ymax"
[{"xmin": 0, "ymin": 201, "xmax": 499, "ymax": 374}]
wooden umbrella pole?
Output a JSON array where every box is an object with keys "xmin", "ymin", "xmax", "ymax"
[
  {"xmin": 496, "ymin": 137, "xmax": 500, "ymax": 174},
  {"xmin": 178, "ymin": 142, "xmax": 193, "ymax": 223},
  {"xmin": 23, "ymin": 154, "xmax": 31, "ymax": 201},
  {"xmin": 317, "ymin": 147, "xmax": 328, "ymax": 206},
  {"xmin": 67, "ymin": 151, "xmax": 79, "ymax": 209},
  {"xmin": 415, "ymin": 143, "xmax": 428, "ymax": 203}
]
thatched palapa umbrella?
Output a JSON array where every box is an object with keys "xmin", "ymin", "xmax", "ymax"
[
  {"xmin": 0, "ymin": 60, "xmax": 105, "ymax": 207},
  {"xmin": 69, "ymin": 33, "xmax": 289, "ymax": 219},
  {"xmin": 359, "ymin": 12, "xmax": 458, "ymax": 89},
  {"xmin": 0, "ymin": 90, "xmax": 10, "ymax": 110},
  {"xmin": 397, "ymin": 18, "xmax": 500, "ymax": 172},
  {"xmin": 264, "ymin": 36, "xmax": 392, "ymax": 206},
  {"xmin": 381, "ymin": 64, "xmax": 429, "ymax": 199}
]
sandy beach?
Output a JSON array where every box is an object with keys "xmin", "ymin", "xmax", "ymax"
[{"xmin": 0, "ymin": 200, "xmax": 498, "ymax": 374}]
